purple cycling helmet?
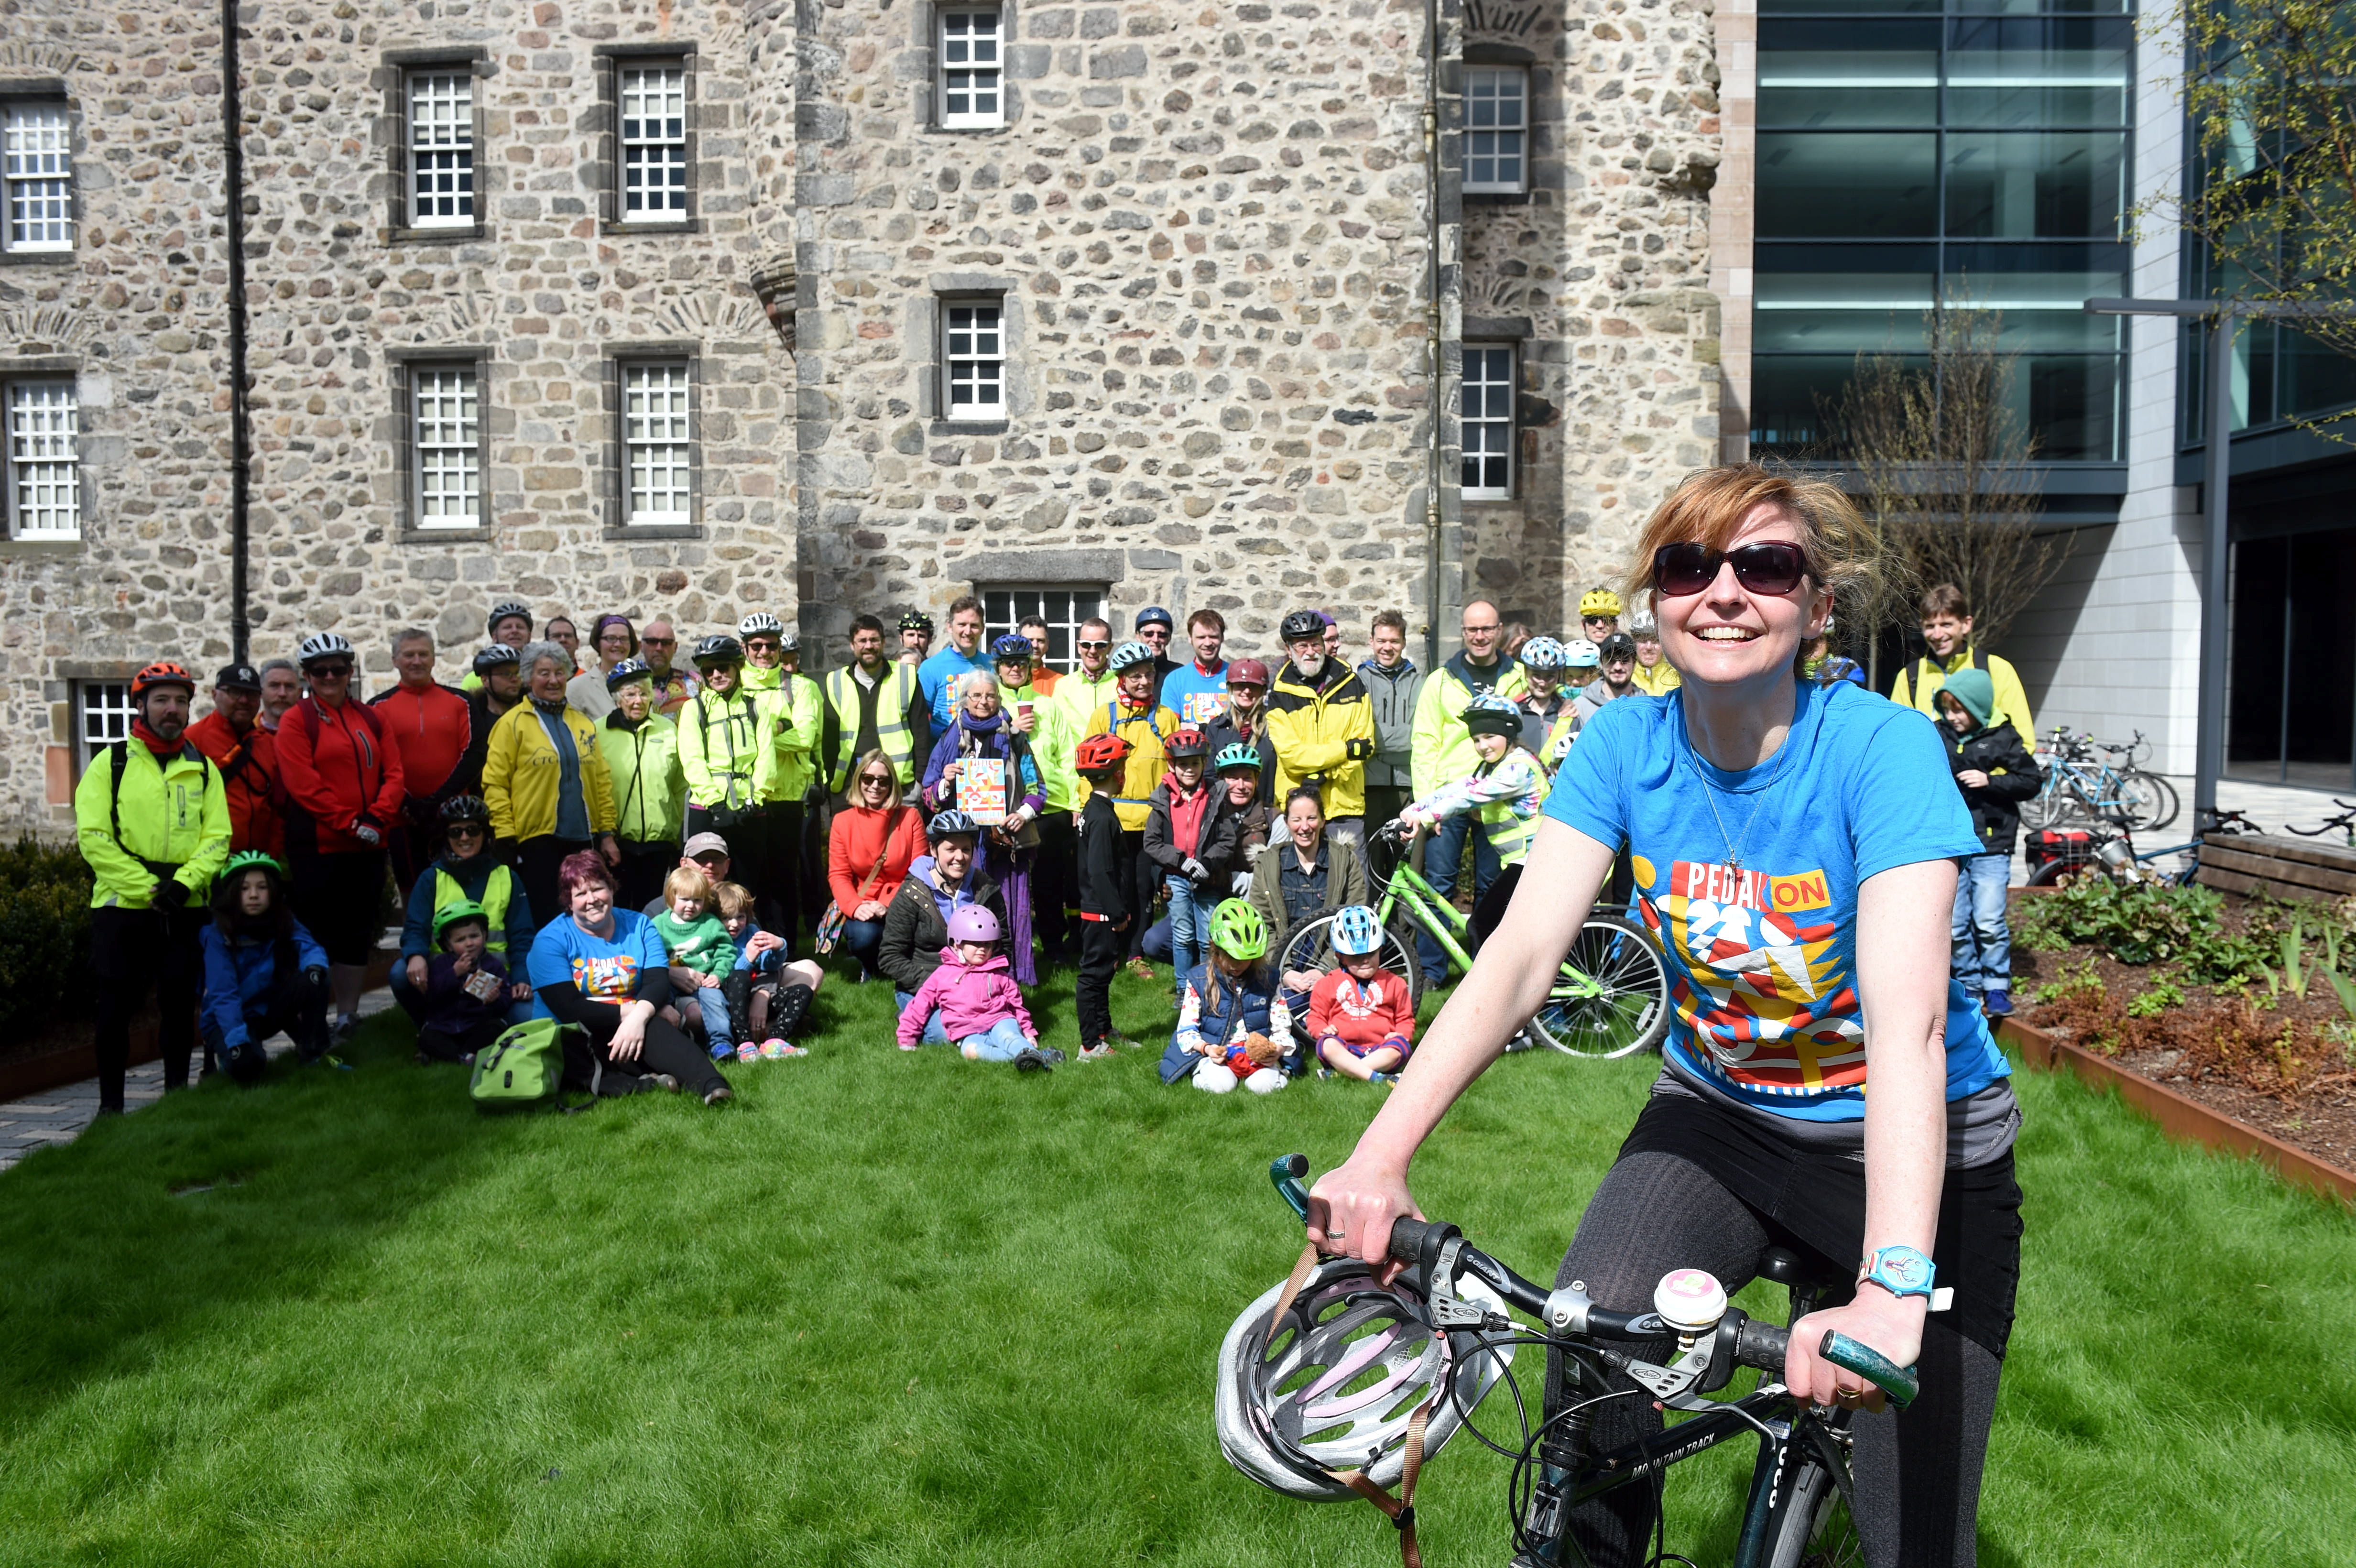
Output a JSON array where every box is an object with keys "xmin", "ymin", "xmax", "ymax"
[{"xmin": 947, "ymin": 905, "xmax": 1003, "ymax": 944}]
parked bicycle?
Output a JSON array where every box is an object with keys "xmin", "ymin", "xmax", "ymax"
[
  {"xmin": 2020, "ymin": 726, "xmax": 2178, "ymax": 834},
  {"xmin": 1219, "ymin": 1154, "xmax": 1921, "ymax": 1568},
  {"xmin": 1284, "ymin": 820, "xmax": 1670, "ymax": 1058},
  {"xmin": 2025, "ymin": 806, "xmax": 2256, "ymax": 887},
  {"xmin": 2283, "ymin": 798, "xmax": 2356, "ymax": 846}
]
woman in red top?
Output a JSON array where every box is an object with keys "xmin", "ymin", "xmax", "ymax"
[
  {"xmin": 827, "ymin": 748, "xmax": 927, "ymax": 980},
  {"xmin": 275, "ymin": 632, "xmax": 406, "ymax": 1038}
]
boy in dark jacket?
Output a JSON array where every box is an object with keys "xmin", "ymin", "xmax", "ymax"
[
  {"xmin": 1074, "ymin": 732, "xmax": 1136, "ymax": 1058},
  {"xmin": 1142, "ymin": 729, "xmax": 1240, "ymax": 1001},
  {"xmin": 414, "ymin": 903, "xmax": 532, "ymax": 1064},
  {"xmin": 1936, "ymin": 668, "xmax": 2043, "ymax": 1018}
]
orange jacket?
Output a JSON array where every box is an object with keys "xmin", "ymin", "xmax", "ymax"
[
  {"xmin": 369, "ymin": 680, "xmax": 473, "ymax": 805},
  {"xmin": 185, "ymin": 710, "xmax": 284, "ymax": 858},
  {"xmin": 276, "ymin": 696, "xmax": 407, "ymax": 854},
  {"xmin": 827, "ymin": 802, "xmax": 927, "ymax": 912}
]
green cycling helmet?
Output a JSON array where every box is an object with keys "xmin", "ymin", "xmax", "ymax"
[
  {"xmin": 215, "ymin": 849, "xmax": 287, "ymax": 890},
  {"xmin": 434, "ymin": 899, "xmax": 491, "ymax": 943},
  {"xmin": 1208, "ymin": 898, "xmax": 1268, "ymax": 962},
  {"xmin": 1214, "ymin": 743, "xmax": 1262, "ymax": 773}
]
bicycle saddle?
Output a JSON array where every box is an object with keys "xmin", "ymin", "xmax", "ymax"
[{"xmin": 1757, "ymin": 1246, "xmax": 1847, "ymax": 1295}]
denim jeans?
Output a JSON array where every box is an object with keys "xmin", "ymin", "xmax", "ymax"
[
  {"xmin": 894, "ymin": 989, "xmax": 951, "ymax": 1045},
  {"xmin": 958, "ymin": 1016, "xmax": 1036, "ymax": 1062},
  {"xmin": 840, "ymin": 917, "xmax": 886, "ymax": 976},
  {"xmin": 1950, "ymin": 851, "xmax": 2013, "ymax": 996},
  {"xmin": 692, "ymin": 981, "xmax": 734, "ymax": 1053},
  {"xmin": 1417, "ymin": 809, "xmax": 1500, "ymax": 985},
  {"xmin": 1166, "ymin": 875, "xmax": 1204, "ymax": 997}
]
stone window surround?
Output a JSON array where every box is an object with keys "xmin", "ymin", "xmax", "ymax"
[
  {"xmin": 1457, "ymin": 44, "xmax": 1541, "ymax": 208},
  {"xmin": 381, "ymin": 48, "xmax": 491, "ymax": 244},
  {"xmin": 1461, "ymin": 339, "xmax": 1517, "ymax": 503},
  {"xmin": 913, "ymin": 0, "xmax": 1032, "ymax": 134},
  {"xmin": 922, "ymin": 273, "xmax": 1028, "ymax": 433},
  {"xmin": 0, "ymin": 82, "xmax": 77, "ymax": 265},
  {"xmin": 387, "ymin": 346, "xmax": 494, "ymax": 542},
  {"xmin": 1459, "ymin": 319, "xmax": 1533, "ymax": 510},
  {"xmin": 601, "ymin": 341, "xmax": 704, "ymax": 541},
  {"xmin": 0, "ymin": 353, "xmax": 83, "ymax": 553},
  {"xmin": 1461, "ymin": 64, "xmax": 1529, "ymax": 198},
  {"xmin": 591, "ymin": 45, "xmax": 700, "ymax": 236}
]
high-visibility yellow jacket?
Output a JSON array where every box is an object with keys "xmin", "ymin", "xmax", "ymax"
[
  {"xmin": 1046, "ymin": 666, "xmax": 1119, "ymax": 811},
  {"xmin": 1266, "ymin": 660, "xmax": 1378, "ymax": 822},
  {"xmin": 1080, "ymin": 698, "xmax": 1178, "ymax": 832},
  {"xmin": 1409, "ymin": 653, "xmax": 1528, "ymax": 796},
  {"xmin": 1632, "ymin": 660, "xmax": 1682, "ymax": 697},
  {"xmin": 1890, "ymin": 647, "xmax": 2035, "ymax": 753},
  {"xmin": 74, "ymin": 739, "xmax": 232, "ymax": 909},
  {"xmin": 758, "ymin": 671, "xmax": 824, "ymax": 802},
  {"xmin": 823, "ymin": 662, "xmax": 925, "ymax": 791},
  {"xmin": 675, "ymin": 685, "xmax": 793, "ymax": 812},
  {"xmin": 1000, "ymin": 681, "xmax": 1078, "ymax": 812},
  {"xmin": 481, "ymin": 703, "xmax": 618, "ymax": 842},
  {"xmin": 596, "ymin": 712, "xmax": 686, "ymax": 845}
]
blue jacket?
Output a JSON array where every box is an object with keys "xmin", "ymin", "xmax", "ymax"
[
  {"xmin": 1158, "ymin": 959, "xmax": 1279, "ymax": 1083},
  {"xmin": 200, "ymin": 921, "xmax": 328, "ymax": 1047},
  {"xmin": 917, "ymin": 646, "xmax": 996, "ymax": 730},
  {"xmin": 400, "ymin": 852, "xmax": 538, "ymax": 960}
]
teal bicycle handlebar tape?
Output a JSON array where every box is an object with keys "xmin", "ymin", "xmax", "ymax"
[
  {"xmin": 1271, "ymin": 1154, "xmax": 1311, "ymax": 1222},
  {"xmin": 1819, "ymin": 1331, "xmax": 1919, "ymax": 1408}
]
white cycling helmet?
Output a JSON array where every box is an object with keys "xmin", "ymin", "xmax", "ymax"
[
  {"xmin": 1108, "ymin": 639, "xmax": 1157, "ymax": 673},
  {"xmin": 1518, "ymin": 635, "xmax": 1568, "ymax": 670},
  {"xmin": 738, "ymin": 611, "xmax": 786, "ymax": 639},
  {"xmin": 1563, "ymin": 638, "xmax": 1602, "ymax": 668},
  {"xmin": 1215, "ymin": 1255, "xmax": 1513, "ymax": 1502},
  {"xmin": 296, "ymin": 631, "xmax": 355, "ymax": 668},
  {"xmin": 1331, "ymin": 904, "xmax": 1385, "ymax": 958}
]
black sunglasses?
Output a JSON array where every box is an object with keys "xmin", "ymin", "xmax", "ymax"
[{"xmin": 1652, "ymin": 541, "xmax": 1811, "ymax": 599}]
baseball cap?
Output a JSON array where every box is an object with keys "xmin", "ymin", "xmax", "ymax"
[
  {"xmin": 682, "ymin": 831, "xmax": 732, "ymax": 861},
  {"xmin": 213, "ymin": 663, "xmax": 263, "ymax": 692}
]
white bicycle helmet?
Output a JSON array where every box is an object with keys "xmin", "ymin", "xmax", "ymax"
[
  {"xmin": 1216, "ymin": 1255, "xmax": 1513, "ymax": 1502},
  {"xmin": 296, "ymin": 631, "xmax": 354, "ymax": 668},
  {"xmin": 1108, "ymin": 639, "xmax": 1156, "ymax": 673},
  {"xmin": 739, "ymin": 611, "xmax": 786, "ymax": 639},
  {"xmin": 1331, "ymin": 904, "xmax": 1385, "ymax": 957},
  {"xmin": 1564, "ymin": 638, "xmax": 1602, "ymax": 668},
  {"xmin": 1519, "ymin": 636, "xmax": 1568, "ymax": 670}
]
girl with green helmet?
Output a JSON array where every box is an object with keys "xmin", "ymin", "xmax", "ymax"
[
  {"xmin": 1158, "ymin": 899, "xmax": 1294, "ymax": 1092},
  {"xmin": 199, "ymin": 850, "xmax": 332, "ymax": 1083}
]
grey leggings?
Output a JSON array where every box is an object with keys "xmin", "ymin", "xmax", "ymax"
[{"xmin": 1543, "ymin": 1151, "xmax": 2003, "ymax": 1568}]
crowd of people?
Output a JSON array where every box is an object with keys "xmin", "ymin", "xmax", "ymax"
[{"xmin": 72, "ymin": 574, "xmax": 1962, "ymax": 1111}]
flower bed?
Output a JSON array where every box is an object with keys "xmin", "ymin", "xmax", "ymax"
[{"xmin": 2012, "ymin": 874, "xmax": 2356, "ymax": 1175}]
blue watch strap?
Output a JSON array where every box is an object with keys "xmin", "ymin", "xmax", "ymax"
[{"xmin": 1860, "ymin": 1243, "xmax": 1937, "ymax": 1301}]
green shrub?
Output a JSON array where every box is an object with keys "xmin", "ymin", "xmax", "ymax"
[
  {"xmin": 2015, "ymin": 873, "xmax": 2268, "ymax": 982},
  {"xmin": 0, "ymin": 836, "xmax": 95, "ymax": 1039}
]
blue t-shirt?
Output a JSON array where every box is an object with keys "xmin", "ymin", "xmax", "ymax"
[
  {"xmin": 1544, "ymin": 679, "xmax": 2008, "ymax": 1122},
  {"xmin": 526, "ymin": 907, "xmax": 667, "ymax": 1020},
  {"xmin": 1159, "ymin": 660, "xmax": 1232, "ymax": 728},
  {"xmin": 917, "ymin": 647, "xmax": 995, "ymax": 729}
]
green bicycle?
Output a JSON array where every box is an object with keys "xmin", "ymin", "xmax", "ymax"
[{"xmin": 1276, "ymin": 821, "xmax": 1672, "ymax": 1059}]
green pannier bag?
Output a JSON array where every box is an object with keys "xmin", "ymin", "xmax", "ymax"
[{"xmin": 469, "ymin": 1018, "xmax": 593, "ymax": 1113}]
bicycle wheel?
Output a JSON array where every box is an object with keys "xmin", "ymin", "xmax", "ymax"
[
  {"xmin": 2110, "ymin": 772, "xmax": 2168, "ymax": 833},
  {"xmin": 1762, "ymin": 1452, "xmax": 1863, "ymax": 1568},
  {"xmin": 1523, "ymin": 912, "xmax": 1671, "ymax": 1058},
  {"xmin": 2017, "ymin": 780, "xmax": 2083, "ymax": 832},
  {"xmin": 1275, "ymin": 913, "xmax": 1420, "ymax": 1016},
  {"xmin": 2128, "ymin": 769, "xmax": 2180, "ymax": 832}
]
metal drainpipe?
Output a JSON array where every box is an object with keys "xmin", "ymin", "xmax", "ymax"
[
  {"xmin": 1421, "ymin": 0, "xmax": 1443, "ymax": 671},
  {"xmin": 222, "ymin": 0, "xmax": 251, "ymax": 664}
]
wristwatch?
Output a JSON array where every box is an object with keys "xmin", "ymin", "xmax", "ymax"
[{"xmin": 1858, "ymin": 1244, "xmax": 1937, "ymax": 1302}]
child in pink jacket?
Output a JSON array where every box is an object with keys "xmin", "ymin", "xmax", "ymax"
[{"xmin": 895, "ymin": 906, "xmax": 1058, "ymax": 1070}]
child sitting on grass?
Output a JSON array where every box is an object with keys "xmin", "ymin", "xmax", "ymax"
[
  {"xmin": 1214, "ymin": 741, "xmax": 1271, "ymax": 896},
  {"xmin": 895, "ymin": 905, "xmax": 1056, "ymax": 1070},
  {"xmin": 654, "ymin": 865, "xmax": 750, "ymax": 1062},
  {"xmin": 198, "ymin": 850, "xmax": 332, "ymax": 1084},
  {"xmin": 414, "ymin": 900, "xmax": 533, "ymax": 1067},
  {"xmin": 1308, "ymin": 904, "xmax": 1415, "ymax": 1085},
  {"xmin": 713, "ymin": 880, "xmax": 822, "ymax": 1056},
  {"xmin": 1158, "ymin": 898, "xmax": 1292, "ymax": 1094}
]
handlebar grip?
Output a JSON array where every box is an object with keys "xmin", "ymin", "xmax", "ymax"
[
  {"xmin": 1734, "ymin": 1317, "xmax": 1789, "ymax": 1373},
  {"xmin": 1269, "ymin": 1154, "xmax": 1311, "ymax": 1222},
  {"xmin": 1387, "ymin": 1215, "xmax": 1438, "ymax": 1265},
  {"xmin": 1820, "ymin": 1331, "xmax": 1919, "ymax": 1409}
]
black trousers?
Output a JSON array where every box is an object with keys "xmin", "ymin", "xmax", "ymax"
[
  {"xmin": 1034, "ymin": 811, "xmax": 1077, "ymax": 959},
  {"xmin": 204, "ymin": 966, "xmax": 333, "ymax": 1080},
  {"xmin": 515, "ymin": 836, "xmax": 591, "ymax": 942},
  {"xmin": 1118, "ymin": 829, "xmax": 1151, "ymax": 959},
  {"xmin": 289, "ymin": 846, "xmax": 390, "ymax": 967},
  {"xmin": 762, "ymin": 800, "xmax": 804, "ymax": 943},
  {"xmin": 567, "ymin": 1004, "xmax": 728, "ymax": 1098},
  {"xmin": 1076, "ymin": 917, "xmax": 1123, "ymax": 1045},
  {"xmin": 614, "ymin": 839, "xmax": 678, "ymax": 917},
  {"xmin": 90, "ymin": 904, "xmax": 205, "ymax": 1107},
  {"xmin": 686, "ymin": 803, "xmax": 771, "ymax": 915},
  {"xmin": 417, "ymin": 1015, "xmax": 507, "ymax": 1063},
  {"xmin": 799, "ymin": 794, "xmax": 831, "ymax": 933}
]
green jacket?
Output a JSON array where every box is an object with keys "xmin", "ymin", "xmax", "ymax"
[
  {"xmin": 676, "ymin": 685, "xmax": 791, "ymax": 812},
  {"xmin": 597, "ymin": 712, "xmax": 686, "ymax": 846},
  {"xmin": 1410, "ymin": 653, "xmax": 1528, "ymax": 795},
  {"xmin": 75, "ymin": 739, "xmax": 233, "ymax": 910},
  {"xmin": 1044, "ymin": 666, "xmax": 1119, "ymax": 812},
  {"xmin": 765, "ymin": 671, "xmax": 825, "ymax": 801}
]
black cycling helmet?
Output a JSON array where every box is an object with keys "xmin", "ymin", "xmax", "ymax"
[
  {"xmin": 472, "ymin": 643, "xmax": 521, "ymax": 676},
  {"xmin": 439, "ymin": 794, "xmax": 491, "ymax": 827},
  {"xmin": 1597, "ymin": 631, "xmax": 1638, "ymax": 664},
  {"xmin": 899, "ymin": 610, "xmax": 935, "ymax": 634},
  {"xmin": 692, "ymin": 633, "xmax": 745, "ymax": 668},
  {"xmin": 1279, "ymin": 610, "xmax": 1327, "ymax": 643}
]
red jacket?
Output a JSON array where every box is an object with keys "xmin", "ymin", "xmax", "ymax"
[
  {"xmin": 828, "ymin": 803, "xmax": 926, "ymax": 911},
  {"xmin": 370, "ymin": 680, "xmax": 472, "ymax": 806},
  {"xmin": 185, "ymin": 709, "xmax": 284, "ymax": 858},
  {"xmin": 276, "ymin": 695, "xmax": 407, "ymax": 854},
  {"xmin": 1307, "ymin": 966, "xmax": 1416, "ymax": 1053}
]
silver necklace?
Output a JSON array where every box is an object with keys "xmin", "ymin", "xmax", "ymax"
[{"xmin": 1691, "ymin": 733, "xmax": 1790, "ymax": 875}]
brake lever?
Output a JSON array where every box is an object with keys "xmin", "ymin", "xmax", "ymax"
[{"xmin": 1425, "ymin": 1236, "xmax": 1515, "ymax": 1333}]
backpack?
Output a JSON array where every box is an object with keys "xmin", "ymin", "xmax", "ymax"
[{"xmin": 469, "ymin": 1017, "xmax": 595, "ymax": 1113}]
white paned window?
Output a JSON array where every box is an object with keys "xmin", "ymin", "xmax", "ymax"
[
  {"xmin": 983, "ymin": 588, "xmax": 1104, "ymax": 666},
  {"xmin": 5, "ymin": 380, "xmax": 80, "ymax": 539},
  {"xmin": 2, "ymin": 104, "xmax": 72, "ymax": 252},
  {"xmin": 1462, "ymin": 345, "xmax": 1514, "ymax": 499},
  {"xmin": 623, "ymin": 361, "xmax": 694, "ymax": 526},
  {"xmin": 407, "ymin": 71, "xmax": 476, "ymax": 227},
  {"xmin": 619, "ymin": 64, "xmax": 689, "ymax": 219},
  {"xmin": 1464, "ymin": 68, "xmax": 1528, "ymax": 194},
  {"xmin": 77, "ymin": 681, "xmax": 133, "ymax": 769},
  {"xmin": 939, "ymin": 11, "xmax": 1004, "ymax": 130},
  {"xmin": 943, "ymin": 300, "xmax": 1005, "ymax": 419},
  {"xmin": 411, "ymin": 365, "xmax": 481, "ymax": 527}
]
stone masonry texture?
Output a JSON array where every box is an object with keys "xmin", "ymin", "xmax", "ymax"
[{"xmin": 0, "ymin": 0, "xmax": 1717, "ymax": 831}]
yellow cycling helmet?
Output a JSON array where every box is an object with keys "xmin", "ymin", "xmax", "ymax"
[{"xmin": 1579, "ymin": 588, "xmax": 1623, "ymax": 620}]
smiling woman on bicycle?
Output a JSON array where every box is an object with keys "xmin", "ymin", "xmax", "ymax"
[{"xmin": 1310, "ymin": 465, "xmax": 2024, "ymax": 1567}]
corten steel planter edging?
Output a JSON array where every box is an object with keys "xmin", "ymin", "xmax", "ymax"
[
  {"xmin": 0, "ymin": 949, "xmax": 398, "ymax": 1104},
  {"xmin": 1999, "ymin": 1017, "xmax": 2356, "ymax": 1209}
]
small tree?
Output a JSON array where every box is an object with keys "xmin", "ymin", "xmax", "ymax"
[
  {"xmin": 2146, "ymin": 0, "xmax": 2356, "ymax": 427},
  {"xmin": 1828, "ymin": 311, "xmax": 2064, "ymax": 655}
]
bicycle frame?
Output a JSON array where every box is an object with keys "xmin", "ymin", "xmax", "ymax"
[{"xmin": 1377, "ymin": 856, "xmax": 1623, "ymax": 1009}]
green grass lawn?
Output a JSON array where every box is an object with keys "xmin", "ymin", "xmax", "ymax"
[{"xmin": 2, "ymin": 961, "xmax": 2352, "ymax": 1567}]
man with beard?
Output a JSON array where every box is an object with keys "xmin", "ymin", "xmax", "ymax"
[
  {"xmin": 1264, "ymin": 609, "xmax": 1377, "ymax": 846},
  {"xmin": 822, "ymin": 613, "xmax": 933, "ymax": 805},
  {"xmin": 185, "ymin": 663, "xmax": 284, "ymax": 857}
]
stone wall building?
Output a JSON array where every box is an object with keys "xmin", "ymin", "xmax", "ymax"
[{"xmin": 0, "ymin": 0, "xmax": 1721, "ymax": 831}]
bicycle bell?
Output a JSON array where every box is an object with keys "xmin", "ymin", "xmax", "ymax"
[{"xmin": 1653, "ymin": 1269, "xmax": 1729, "ymax": 1337}]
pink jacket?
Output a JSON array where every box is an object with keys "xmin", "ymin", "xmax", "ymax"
[{"xmin": 898, "ymin": 947, "xmax": 1035, "ymax": 1046}]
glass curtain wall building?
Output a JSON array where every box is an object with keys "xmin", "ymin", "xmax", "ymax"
[{"xmin": 1747, "ymin": 0, "xmax": 2134, "ymax": 467}]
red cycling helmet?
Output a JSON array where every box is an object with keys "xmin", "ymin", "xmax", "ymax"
[
  {"xmin": 131, "ymin": 661, "xmax": 198, "ymax": 699},
  {"xmin": 1075, "ymin": 732, "xmax": 1134, "ymax": 772}
]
